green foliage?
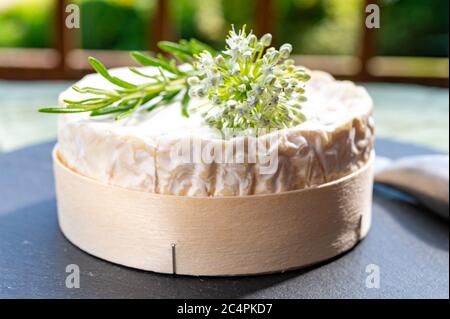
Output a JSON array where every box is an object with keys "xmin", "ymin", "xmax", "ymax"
[
  {"xmin": 378, "ymin": 0, "xmax": 449, "ymax": 57},
  {"xmin": 78, "ymin": 0, "xmax": 150, "ymax": 50},
  {"xmin": 276, "ymin": 0, "xmax": 363, "ymax": 55},
  {"xmin": 0, "ymin": 0, "xmax": 53, "ymax": 48}
]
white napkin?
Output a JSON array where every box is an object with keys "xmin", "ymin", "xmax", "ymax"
[{"xmin": 374, "ymin": 155, "xmax": 449, "ymax": 219}]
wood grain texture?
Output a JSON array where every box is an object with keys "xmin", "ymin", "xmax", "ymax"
[{"xmin": 53, "ymin": 146, "xmax": 374, "ymax": 276}]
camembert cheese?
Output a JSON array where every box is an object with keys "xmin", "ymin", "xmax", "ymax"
[{"xmin": 57, "ymin": 67, "xmax": 374, "ymax": 196}]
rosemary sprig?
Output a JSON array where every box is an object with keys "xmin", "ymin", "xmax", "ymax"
[{"xmin": 39, "ymin": 39, "xmax": 215, "ymax": 120}]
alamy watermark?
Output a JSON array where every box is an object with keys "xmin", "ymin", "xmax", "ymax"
[
  {"xmin": 65, "ymin": 264, "xmax": 80, "ymax": 289},
  {"xmin": 365, "ymin": 263, "xmax": 380, "ymax": 289},
  {"xmin": 65, "ymin": 4, "xmax": 80, "ymax": 29},
  {"xmin": 168, "ymin": 128, "xmax": 281, "ymax": 175},
  {"xmin": 365, "ymin": 4, "xmax": 380, "ymax": 29}
]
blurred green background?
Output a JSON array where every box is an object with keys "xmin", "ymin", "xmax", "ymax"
[{"xmin": 0, "ymin": 0, "xmax": 448, "ymax": 56}]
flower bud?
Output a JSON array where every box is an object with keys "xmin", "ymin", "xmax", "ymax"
[
  {"xmin": 290, "ymin": 102, "xmax": 301, "ymax": 109},
  {"xmin": 271, "ymin": 96, "xmax": 279, "ymax": 104},
  {"xmin": 247, "ymin": 95, "xmax": 257, "ymax": 106},
  {"xmin": 273, "ymin": 86, "xmax": 282, "ymax": 94},
  {"xmin": 295, "ymin": 86, "xmax": 305, "ymax": 94},
  {"xmin": 215, "ymin": 54, "xmax": 225, "ymax": 65},
  {"xmin": 289, "ymin": 79, "xmax": 298, "ymax": 87},
  {"xmin": 230, "ymin": 66, "xmax": 240, "ymax": 76},
  {"xmin": 260, "ymin": 33, "xmax": 272, "ymax": 47},
  {"xmin": 269, "ymin": 50, "xmax": 280, "ymax": 63},
  {"xmin": 227, "ymin": 100, "xmax": 237, "ymax": 109},
  {"xmin": 188, "ymin": 87, "xmax": 197, "ymax": 98},
  {"xmin": 196, "ymin": 87, "xmax": 206, "ymax": 98},
  {"xmin": 279, "ymin": 43, "xmax": 293, "ymax": 59},
  {"xmin": 238, "ymin": 107, "xmax": 247, "ymax": 115},
  {"xmin": 209, "ymin": 76, "xmax": 219, "ymax": 86},
  {"xmin": 187, "ymin": 76, "xmax": 200, "ymax": 86},
  {"xmin": 253, "ymin": 84, "xmax": 264, "ymax": 95},
  {"xmin": 264, "ymin": 74, "xmax": 276, "ymax": 86},
  {"xmin": 284, "ymin": 59, "xmax": 295, "ymax": 66},
  {"xmin": 248, "ymin": 34, "xmax": 257, "ymax": 47}
]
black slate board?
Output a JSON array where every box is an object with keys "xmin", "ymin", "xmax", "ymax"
[{"xmin": 0, "ymin": 139, "xmax": 448, "ymax": 299}]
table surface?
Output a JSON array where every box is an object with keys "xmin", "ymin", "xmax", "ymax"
[
  {"xmin": 0, "ymin": 139, "xmax": 448, "ymax": 299},
  {"xmin": 1, "ymin": 81, "xmax": 449, "ymax": 153}
]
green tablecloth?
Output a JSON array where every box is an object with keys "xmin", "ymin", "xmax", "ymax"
[{"xmin": 0, "ymin": 81, "xmax": 448, "ymax": 153}]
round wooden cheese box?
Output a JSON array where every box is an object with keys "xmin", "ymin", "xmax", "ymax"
[{"xmin": 53, "ymin": 146, "xmax": 374, "ymax": 276}]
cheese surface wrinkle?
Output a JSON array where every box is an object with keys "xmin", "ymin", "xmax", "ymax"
[{"xmin": 58, "ymin": 67, "xmax": 374, "ymax": 196}]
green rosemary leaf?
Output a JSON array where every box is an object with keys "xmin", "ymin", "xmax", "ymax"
[
  {"xmin": 156, "ymin": 53, "xmax": 180, "ymax": 75},
  {"xmin": 63, "ymin": 98, "xmax": 106, "ymax": 106},
  {"xmin": 145, "ymin": 90, "xmax": 179, "ymax": 112},
  {"xmin": 169, "ymin": 59, "xmax": 178, "ymax": 73},
  {"xmin": 181, "ymin": 89, "xmax": 190, "ymax": 117},
  {"xmin": 38, "ymin": 107, "xmax": 89, "ymax": 113},
  {"xmin": 69, "ymin": 100, "xmax": 115, "ymax": 109},
  {"xmin": 131, "ymin": 52, "xmax": 180, "ymax": 75},
  {"xmin": 172, "ymin": 52, "xmax": 192, "ymax": 63},
  {"xmin": 88, "ymin": 57, "xmax": 136, "ymax": 89},
  {"xmin": 158, "ymin": 41, "xmax": 193, "ymax": 57},
  {"xmin": 129, "ymin": 67, "xmax": 156, "ymax": 79},
  {"xmin": 131, "ymin": 51, "xmax": 157, "ymax": 66},
  {"xmin": 90, "ymin": 104, "xmax": 134, "ymax": 116},
  {"xmin": 141, "ymin": 91, "xmax": 162, "ymax": 104},
  {"xmin": 162, "ymin": 89, "xmax": 181, "ymax": 101},
  {"xmin": 72, "ymin": 86, "xmax": 117, "ymax": 97},
  {"xmin": 115, "ymin": 98, "xmax": 144, "ymax": 121},
  {"xmin": 158, "ymin": 67, "xmax": 170, "ymax": 84},
  {"xmin": 187, "ymin": 39, "xmax": 216, "ymax": 55},
  {"xmin": 145, "ymin": 98, "xmax": 163, "ymax": 112},
  {"xmin": 65, "ymin": 103, "xmax": 92, "ymax": 109}
]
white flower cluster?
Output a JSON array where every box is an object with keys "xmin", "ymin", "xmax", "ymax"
[{"xmin": 188, "ymin": 26, "xmax": 310, "ymax": 130}]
